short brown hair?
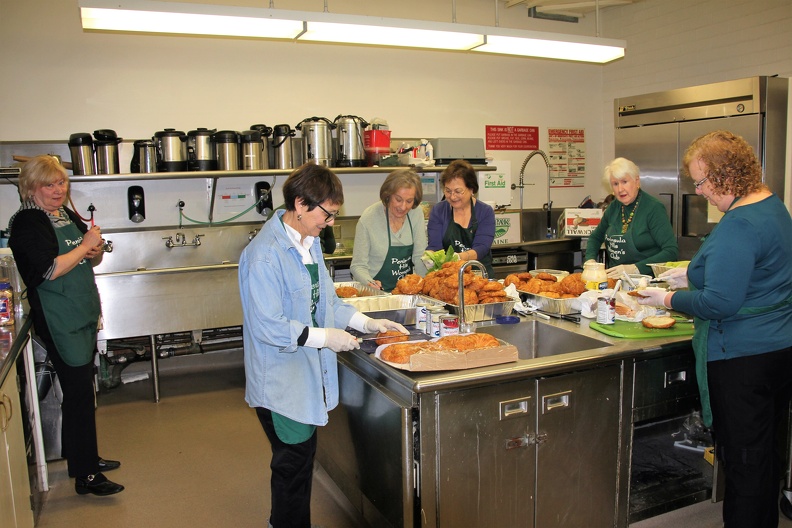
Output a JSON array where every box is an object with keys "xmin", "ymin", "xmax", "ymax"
[
  {"xmin": 19, "ymin": 155, "xmax": 68, "ymax": 201},
  {"xmin": 282, "ymin": 162, "xmax": 344, "ymax": 211},
  {"xmin": 440, "ymin": 159, "xmax": 478, "ymax": 194},
  {"xmin": 682, "ymin": 130, "xmax": 764, "ymax": 196},
  {"xmin": 379, "ymin": 169, "xmax": 422, "ymax": 208}
]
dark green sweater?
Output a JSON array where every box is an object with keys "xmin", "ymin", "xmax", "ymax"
[{"xmin": 584, "ymin": 189, "xmax": 678, "ymax": 275}]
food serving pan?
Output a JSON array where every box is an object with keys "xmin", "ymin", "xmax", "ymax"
[
  {"xmin": 342, "ymin": 294, "xmax": 444, "ymax": 325},
  {"xmin": 518, "ymin": 291, "xmax": 581, "ymax": 315},
  {"xmin": 334, "ymin": 281, "xmax": 390, "ymax": 298},
  {"xmin": 417, "ymin": 294, "xmax": 517, "ymax": 322}
]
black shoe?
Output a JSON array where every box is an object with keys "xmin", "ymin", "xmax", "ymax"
[
  {"xmin": 75, "ymin": 473, "xmax": 124, "ymax": 496},
  {"xmin": 97, "ymin": 457, "xmax": 121, "ymax": 472}
]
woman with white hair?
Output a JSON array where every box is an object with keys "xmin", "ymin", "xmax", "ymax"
[{"xmin": 584, "ymin": 157, "xmax": 678, "ymax": 277}]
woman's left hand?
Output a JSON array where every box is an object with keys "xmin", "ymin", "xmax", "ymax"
[
  {"xmin": 606, "ymin": 264, "xmax": 639, "ymax": 278},
  {"xmin": 635, "ymin": 288, "xmax": 670, "ymax": 308},
  {"xmin": 364, "ymin": 318, "xmax": 408, "ymax": 335}
]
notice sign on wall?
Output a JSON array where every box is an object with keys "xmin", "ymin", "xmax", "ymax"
[
  {"xmin": 485, "ymin": 125, "xmax": 539, "ymax": 151},
  {"xmin": 548, "ymin": 128, "xmax": 586, "ymax": 188}
]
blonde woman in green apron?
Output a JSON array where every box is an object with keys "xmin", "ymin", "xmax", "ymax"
[
  {"xmin": 427, "ymin": 160, "xmax": 496, "ymax": 277},
  {"xmin": 351, "ymin": 169, "xmax": 427, "ymax": 292},
  {"xmin": 8, "ymin": 156, "xmax": 123, "ymax": 496},
  {"xmin": 584, "ymin": 157, "xmax": 677, "ymax": 277},
  {"xmin": 637, "ymin": 131, "xmax": 792, "ymax": 528}
]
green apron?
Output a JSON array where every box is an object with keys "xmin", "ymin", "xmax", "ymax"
[
  {"xmin": 272, "ymin": 261, "xmax": 320, "ymax": 444},
  {"xmin": 36, "ymin": 221, "xmax": 101, "ymax": 367},
  {"xmin": 693, "ymin": 293, "xmax": 792, "ymax": 427},
  {"xmin": 603, "ymin": 200, "xmax": 649, "ymax": 268},
  {"xmin": 373, "ymin": 209, "xmax": 414, "ymax": 293},
  {"xmin": 441, "ymin": 199, "xmax": 495, "ymax": 277}
]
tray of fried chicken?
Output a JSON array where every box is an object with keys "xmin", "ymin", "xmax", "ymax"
[
  {"xmin": 507, "ymin": 271, "xmax": 586, "ymax": 315},
  {"xmin": 392, "ymin": 261, "xmax": 517, "ymax": 322},
  {"xmin": 375, "ymin": 332, "xmax": 518, "ymax": 371},
  {"xmin": 334, "ymin": 281, "xmax": 390, "ymax": 299}
]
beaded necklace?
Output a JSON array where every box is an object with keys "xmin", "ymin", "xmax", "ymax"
[{"xmin": 620, "ymin": 195, "xmax": 640, "ymax": 234}]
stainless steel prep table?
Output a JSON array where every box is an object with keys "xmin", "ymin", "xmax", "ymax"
[{"xmin": 316, "ymin": 316, "xmax": 704, "ymax": 528}]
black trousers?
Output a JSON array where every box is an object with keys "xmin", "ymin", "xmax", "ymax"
[
  {"xmin": 46, "ymin": 343, "xmax": 100, "ymax": 478},
  {"xmin": 709, "ymin": 346, "xmax": 792, "ymax": 528},
  {"xmin": 256, "ymin": 408, "xmax": 317, "ymax": 528}
]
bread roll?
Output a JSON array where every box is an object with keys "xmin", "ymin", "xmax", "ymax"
[{"xmin": 642, "ymin": 316, "xmax": 676, "ymax": 329}]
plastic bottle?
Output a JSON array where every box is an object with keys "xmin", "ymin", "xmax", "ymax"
[
  {"xmin": 0, "ymin": 280, "xmax": 13, "ymax": 326},
  {"xmin": 581, "ymin": 260, "xmax": 608, "ymax": 291}
]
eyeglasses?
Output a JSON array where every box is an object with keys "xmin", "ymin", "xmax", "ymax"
[
  {"xmin": 443, "ymin": 187, "xmax": 468, "ymax": 197},
  {"xmin": 693, "ymin": 176, "xmax": 709, "ymax": 190},
  {"xmin": 316, "ymin": 203, "xmax": 339, "ymax": 222}
]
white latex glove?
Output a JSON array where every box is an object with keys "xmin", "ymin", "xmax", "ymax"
[
  {"xmin": 658, "ymin": 267, "xmax": 689, "ymax": 290},
  {"xmin": 363, "ymin": 318, "xmax": 408, "ymax": 335},
  {"xmin": 324, "ymin": 328, "xmax": 360, "ymax": 352},
  {"xmin": 634, "ymin": 288, "xmax": 670, "ymax": 308},
  {"xmin": 606, "ymin": 264, "xmax": 639, "ymax": 279}
]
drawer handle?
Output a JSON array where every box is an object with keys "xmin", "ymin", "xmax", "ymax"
[
  {"xmin": 500, "ymin": 397, "xmax": 531, "ymax": 421},
  {"xmin": 664, "ymin": 369, "xmax": 688, "ymax": 386},
  {"xmin": 542, "ymin": 390, "xmax": 571, "ymax": 414}
]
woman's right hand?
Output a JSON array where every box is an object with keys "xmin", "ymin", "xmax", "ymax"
[
  {"xmin": 324, "ymin": 328, "xmax": 360, "ymax": 352},
  {"xmin": 82, "ymin": 226, "xmax": 102, "ymax": 249}
]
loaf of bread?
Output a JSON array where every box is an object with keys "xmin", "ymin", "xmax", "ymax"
[{"xmin": 642, "ymin": 316, "xmax": 676, "ymax": 329}]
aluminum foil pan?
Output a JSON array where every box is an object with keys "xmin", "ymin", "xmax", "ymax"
[
  {"xmin": 519, "ymin": 292, "xmax": 581, "ymax": 315},
  {"xmin": 417, "ymin": 294, "xmax": 517, "ymax": 322},
  {"xmin": 343, "ymin": 294, "xmax": 444, "ymax": 325},
  {"xmin": 334, "ymin": 281, "xmax": 390, "ymax": 298}
]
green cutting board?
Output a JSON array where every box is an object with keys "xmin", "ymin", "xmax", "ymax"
[{"xmin": 589, "ymin": 317, "xmax": 695, "ymax": 339}]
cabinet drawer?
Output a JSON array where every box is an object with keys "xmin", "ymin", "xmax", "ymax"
[{"xmin": 633, "ymin": 352, "xmax": 699, "ymax": 422}]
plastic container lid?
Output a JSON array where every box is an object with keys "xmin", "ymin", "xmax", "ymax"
[{"xmin": 495, "ymin": 315, "xmax": 520, "ymax": 324}]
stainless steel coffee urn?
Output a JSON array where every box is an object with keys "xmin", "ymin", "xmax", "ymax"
[
  {"xmin": 271, "ymin": 124, "xmax": 296, "ymax": 170},
  {"xmin": 187, "ymin": 128, "xmax": 217, "ymax": 171},
  {"xmin": 296, "ymin": 117, "xmax": 335, "ymax": 167},
  {"xmin": 153, "ymin": 129, "xmax": 188, "ymax": 172},
  {"xmin": 240, "ymin": 130, "xmax": 266, "ymax": 170},
  {"xmin": 130, "ymin": 140, "xmax": 158, "ymax": 173},
  {"xmin": 212, "ymin": 130, "xmax": 240, "ymax": 171},
  {"xmin": 68, "ymin": 132, "xmax": 96, "ymax": 175},
  {"xmin": 333, "ymin": 115, "xmax": 368, "ymax": 167},
  {"xmin": 93, "ymin": 129, "xmax": 122, "ymax": 175}
]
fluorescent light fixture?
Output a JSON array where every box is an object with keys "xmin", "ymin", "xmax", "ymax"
[{"xmin": 78, "ymin": 0, "xmax": 625, "ymax": 63}]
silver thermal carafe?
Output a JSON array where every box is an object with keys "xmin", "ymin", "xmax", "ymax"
[
  {"xmin": 68, "ymin": 132, "xmax": 96, "ymax": 175},
  {"xmin": 212, "ymin": 130, "xmax": 240, "ymax": 171},
  {"xmin": 296, "ymin": 117, "xmax": 335, "ymax": 167},
  {"xmin": 187, "ymin": 128, "xmax": 217, "ymax": 171},
  {"xmin": 153, "ymin": 129, "xmax": 188, "ymax": 172},
  {"xmin": 239, "ymin": 129, "xmax": 266, "ymax": 170},
  {"xmin": 333, "ymin": 115, "xmax": 368, "ymax": 167},
  {"xmin": 249, "ymin": 124, "xmax": 272, "ymax": 169},
  {"xmin": 93, "ymin": 129, "xmax": 122, "ymax": 175},
  {"xmin": 271, "ymin": 124, "xmax": 296, "ymax": 170},
  {"xmin": 131, "ymin": 140, "xmax": 158, "ymax": 173}
]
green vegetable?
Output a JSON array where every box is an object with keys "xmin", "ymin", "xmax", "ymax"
[{"xmin": 422, "ymin": 245, "xmax": 459, "ymax": 272}]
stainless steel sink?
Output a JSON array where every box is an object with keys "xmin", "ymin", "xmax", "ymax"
[{"xmin": 477, "ymin": 319, "xmax": 611, "ymax": 359}]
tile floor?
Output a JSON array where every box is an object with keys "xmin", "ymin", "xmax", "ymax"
[{"xmin": 34, "ymin": 351, "xmax": 792, "ymax": 528}]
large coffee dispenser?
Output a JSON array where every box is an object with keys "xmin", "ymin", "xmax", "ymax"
[
  {"xmin": 68, "ymin": 132, "xmax": 96, "ymax": 175},
  {"xmin": 333, "ymin": 115, "xmax": 368, "ymax": 167},
  {"xmin": 271, "ymin": 124, "xmax": 296, "ymax": 170},
  {"xmin": 187, "ymin": 128, "xmax": 217, "ymax": 171},
  {"xmin": 93, "ymin": 129, "xmax": 122, "ymax": 175},
  {"xmin": 296, "ymin": 117, "xmax": 334, "ymax": 167},
  {"xmin": 153, "ymin": 129, "xmax": 188, "ymax": 172}
]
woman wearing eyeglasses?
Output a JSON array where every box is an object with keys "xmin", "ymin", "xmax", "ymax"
[
  {"xmin": 584, "ymin": 157, "xmax": 678, "ymax": 277},
  {"xmin": 637, "ymin": 131, "xmax": 792, "ymax": 528},
  {"xmin": 351, "ymin": 169, "xmax": 428, "ymax": 292},
  {"xmin": 427, "ymin": 159, "xmax": 496, "ymax": 277},
  {"xmin": 239, "ymin": 162, "xmax": 407, "ymax": 528}
]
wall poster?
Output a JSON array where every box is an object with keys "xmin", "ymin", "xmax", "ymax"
[{"xmin": 547, "ymin": 128, "xmax": 586, "ymax": 188}]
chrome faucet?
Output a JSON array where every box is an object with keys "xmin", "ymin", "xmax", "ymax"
[
  {"xmin": 515, "ymin": 149, "xmax": 555, "ymax": 239},
  {"xmin": 457, "ymin": 260, "xmax": 488, "ymax": 334}
]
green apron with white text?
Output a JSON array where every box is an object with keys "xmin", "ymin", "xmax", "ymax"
[
  {"xmin": 36, "ymin": 221, "xmax": 101, "ymax": 367},
  {"xmin": 271, "ymin": 262, "xmax": 320, "ymax": 444},
  {"xmin": 373, "ymin": 210, "xmax": 415, "ymax": 293},
  {"xmin": 441, "ymin": 200, "xmax": 495, "ymax": 277}
]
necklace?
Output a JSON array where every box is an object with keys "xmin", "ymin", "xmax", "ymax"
[{"xmin": 620, "ymin": 196, "xmax": 640, "ymax": 234}]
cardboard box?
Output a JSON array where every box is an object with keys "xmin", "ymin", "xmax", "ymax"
[
  {"xmin": 377, "ymin": 339, "xmax": 518, "ymax": 371},
  {"xmin": 558, "ymin": 208, "xmax": 603, "ymax": 237},
  {"xmin": 492, "ymin": 212, "xmax": 521, "ymax": 245}
]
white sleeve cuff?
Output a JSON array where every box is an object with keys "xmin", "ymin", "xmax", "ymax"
[{"xmin": 304, "ymin": 327, "xmax": 327, "ymax": 349}]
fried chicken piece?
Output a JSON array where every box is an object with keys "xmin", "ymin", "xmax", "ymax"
[
  {"xmin": 560, "ymin": 273, "xmax": 586, "ymax": 296},
  {"xmin": 524, "ymin": 278, "xmax": 544, "ymax": 294},
  {"xmin": 380, "ymin": 340, "xmax": 444, "ymax": 363},
  {"xmin": 396, "ymin": 274, "xmax": 424, "ymax": 294},
  {"xmin": 481, "ymin": 280, "xmax": 505, "ymax": 292},
  {"xmin": 539, "ymin": 281, "xmax": 565, "ymax": 294},
  {"xmin": 335, "ymin": 286, "xmax": 359, "ymax": 298},
  {"xmin": 375, "ymin": 330, "xmax": 409, "ymax": 346},
  {"xmin": 435, "ymin": 333, "xmax": 500, "ymax": 351},
  {"xmin": 517, "ymin": 272, "xmax": 533, "ymax": 281},
  {"xmin": 504, "ymin": 274, "xmax": 521, "ymax": 288},
  {"xmin": 469, "ymin": 275, "xmax": 490, "ymax": 292},
  {"xmin": 535, "ymin": 272, "xmax": 558, "ymax": 282}
]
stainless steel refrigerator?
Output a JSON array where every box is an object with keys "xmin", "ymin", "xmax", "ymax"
[{"xmin": 614, "ymin": 76, "xmax": 788, "ymax": 260}]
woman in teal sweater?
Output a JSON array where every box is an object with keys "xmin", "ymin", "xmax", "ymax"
[
  {"xmin": 584, "ymin": 158, "xmax": 678, "ymax": 277},
  {"xmin": 637, "ymin": 131, "xmax": 792, "ymax": 528}
]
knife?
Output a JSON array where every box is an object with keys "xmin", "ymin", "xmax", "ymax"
[{"xmin": 355, "ymin": 331, "xmax": 425, "ymax": 343}]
